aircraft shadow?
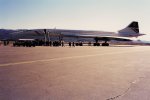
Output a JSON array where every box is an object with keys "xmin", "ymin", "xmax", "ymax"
[{"xmin": 109, "ymin": 45, "xmax": 135, "ymax": 47}]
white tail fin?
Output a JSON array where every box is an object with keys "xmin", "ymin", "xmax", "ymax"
[{"xmin": 118, "ymin": 21, "xmax": 140, "ymax": 37}]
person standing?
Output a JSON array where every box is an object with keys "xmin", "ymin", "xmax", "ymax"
[
  {"xmin": 69, "ymin": 42, "xmax": 71, "ymax": 47},
  {"xmin": 61, "ymin": 41, "xmax": 64, "ymax": 47},
  {"xmin": 72, "ymin": 42, "xmax": 75, "ymax": 47}
]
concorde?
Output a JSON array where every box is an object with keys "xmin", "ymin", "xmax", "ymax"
[{"xmin": 0, "ymin": 21, "xmax": 145, "ymax": 46}]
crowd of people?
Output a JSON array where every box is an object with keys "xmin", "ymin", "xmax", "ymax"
[
  {"xmin": 12, "ymin": 40, "xmax": 64, "ymax": 47},
  {"xmin": 0, "ymin": 40, "xmax": 96, "ymax": 47}
]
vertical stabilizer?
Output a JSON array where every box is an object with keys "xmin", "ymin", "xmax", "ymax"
[
  {"xmin": 118, "ymin": 21, "xmax": 140, "ymax": 37},
  {"xmin": 127, "ymin": 21, "xmax": 139, "ymax": 33}
]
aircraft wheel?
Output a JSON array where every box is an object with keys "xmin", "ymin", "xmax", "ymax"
[{"xmin": 102, "ymin": 43, "xmax": 109, "ymax": 46}]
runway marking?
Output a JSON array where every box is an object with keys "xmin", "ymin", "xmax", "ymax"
[{"xmin": 0, "ymin": 49, "xmax": 148, "ymax": 67}]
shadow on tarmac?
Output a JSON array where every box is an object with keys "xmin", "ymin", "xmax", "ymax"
[{"xmin": 109, "ymin": 45, "xmax": 135, "ymax": 47}]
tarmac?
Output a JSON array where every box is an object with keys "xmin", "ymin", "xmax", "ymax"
[{"xmin": 0, "ymin": 45, "xmax": 150, "ymax": 100}]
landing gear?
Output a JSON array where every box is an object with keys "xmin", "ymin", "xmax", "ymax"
[
  {"xmin": 93, "ymin": 37, "xmax": 101, "ymax": 46},
  {"xmin": 94, "ymin": 37, "xmax": 110, "ymax": 46},
  {"xmin": 102, "ymin": 43, "xmax": 109, "ymax": 46},
  {"xmin": 93, "ymin": 43, "xmax": 100, "ymax": 46},
  {"xmin": 102, "ymin": 41, "xmax": 109, "ymax": 46}
]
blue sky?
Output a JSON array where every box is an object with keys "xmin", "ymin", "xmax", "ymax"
[{"xmin": 0, "ymin": 0, "xmax": 150, "ymax": 40}]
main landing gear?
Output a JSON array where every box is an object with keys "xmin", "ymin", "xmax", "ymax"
[
  {"xmin": 93, "ymin": 42, "xmax": 109, "ymax": 46},
  {"xmin": 102, "ymin": 41, "xmax": 109, "ymax": 46},
  {"xmin": 94, "ymin": 37, "xmax": 110, "ymax": 46}
]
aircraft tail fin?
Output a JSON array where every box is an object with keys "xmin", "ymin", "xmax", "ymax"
[
  {"xmin": 127, "ymin": 21, "xmax": 139, "ymax": 33},
  {"xmin": 118, "ymin": 21, "xmax": 140, "ymax": 37}
]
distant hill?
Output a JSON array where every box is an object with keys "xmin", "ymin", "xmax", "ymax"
[
  {"xmin": 0, "ymin": 29, "xmax": 16, "ymax": 34},
  {"xmin": 0, "ymin": 29, "xmax": 16, "ymax": 40}
]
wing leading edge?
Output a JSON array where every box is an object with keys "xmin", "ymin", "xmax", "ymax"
[{"xmin": 62, "ymin": 34, "xmax": 132, "ymax": 42}]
